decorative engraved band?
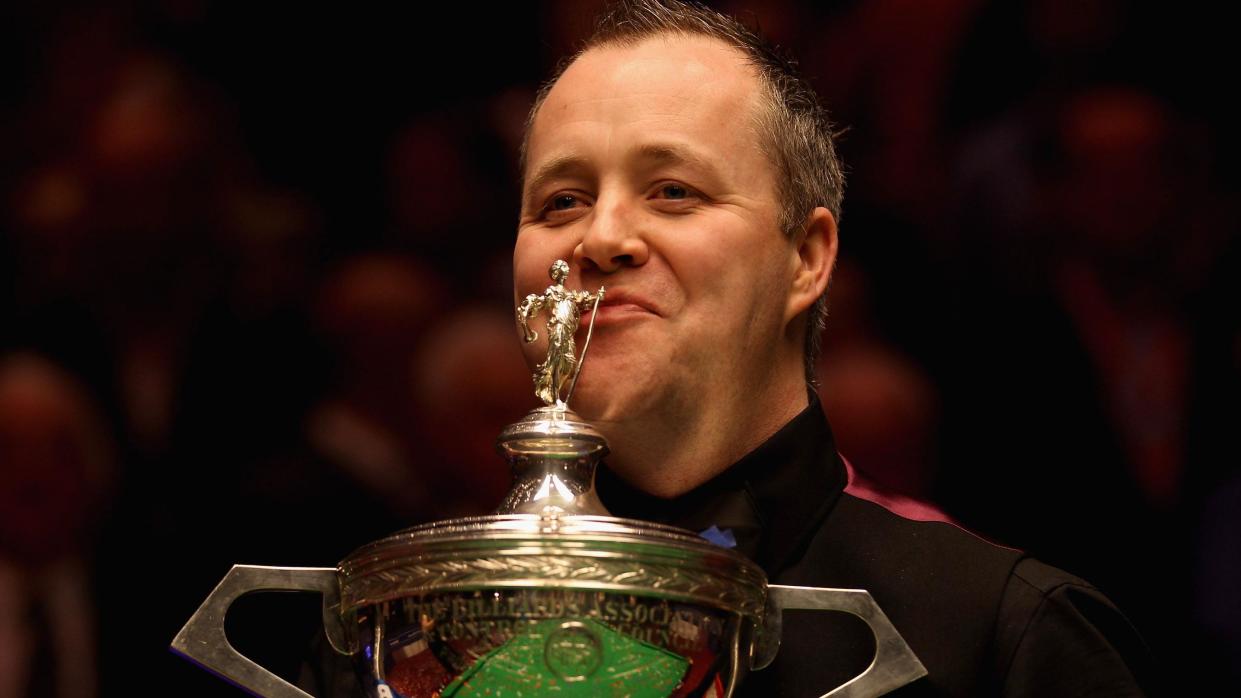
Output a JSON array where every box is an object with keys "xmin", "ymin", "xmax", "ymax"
[
  {"xmin": 339, "ymin": 524, "xmax": 768, "ymax": 621},
  {"xmin": 341, "ymin": 553, "xmax": 765, "ymax": 619}
]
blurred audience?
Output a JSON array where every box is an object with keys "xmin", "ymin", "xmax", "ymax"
[
  {"xmin": 0, "ymin": 354, "xmax": 114, "ymax": 698},
  {"xmin": 413, "ymin": 304, "xmax": 536, "ymax": 514},
  {"xmin": 1047, "ymin": 87, "xmax": 1215, "ymax": 509},
  {"xmin": 938, "ymin": 78, "xmax": 1235, "ymax": 691},
  {"xmin": 307, "ymin": 253, "xmax": 448, "ymax": 524},
  {"xmin": 0, "ymin": 0, "xmax": 1235, "ymax": 693},
  {"xmin": 817, "ymin": 262, "xmax": 940, "ymax": 501}
]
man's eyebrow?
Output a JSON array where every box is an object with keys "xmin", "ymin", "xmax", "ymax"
[
  {"xmin": 631, "ymin": 143, "xmax": 719, "ymax": 175},
  {"xmin": 523, "ymin": 155, "xmax": 590, "ymax": 205}
]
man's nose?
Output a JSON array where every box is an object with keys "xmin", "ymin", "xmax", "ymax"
[{"xmin": 573, "ymin": 198, "xmax": 649, "ymax": 273}]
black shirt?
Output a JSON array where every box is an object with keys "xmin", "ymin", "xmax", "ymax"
[{"xmin": 598, "ymin": 398, "xmax": 1154, "ymax": 697}]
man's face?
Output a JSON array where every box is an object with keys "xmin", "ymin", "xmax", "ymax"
[{"xmin": 514, "ymin": 35, "xmax": 797, "ymax": 426}]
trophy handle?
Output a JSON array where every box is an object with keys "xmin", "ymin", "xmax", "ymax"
[
  {"xmin": 171, "ymin": 565, "xmax": 351, "ymax": 698},
  {"xmin": 758, "ymin": 585, "xmax": 927, "ymax": 698}
]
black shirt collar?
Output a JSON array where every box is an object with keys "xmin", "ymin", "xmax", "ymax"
[{"xmin": 596, "ymin": 396, "xmax": 845, "ymax": 577}]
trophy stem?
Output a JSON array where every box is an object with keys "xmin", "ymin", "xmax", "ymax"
[
  {"xmin": 496, "ymin": 452, "xmax": 609, "ymax": 516},
  {"xmin": 494, "ymin": 405, "xmax": 611, "ymax": 517}
]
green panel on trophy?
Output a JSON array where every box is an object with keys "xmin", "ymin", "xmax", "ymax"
[{"xmin": 441, "ymin": 617, "xmax": 689, "ymax": 697}]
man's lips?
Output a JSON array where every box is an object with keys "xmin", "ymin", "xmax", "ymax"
[{"xmin": 589, "ymin": 289, "xmax": 660, "ymax": 321}]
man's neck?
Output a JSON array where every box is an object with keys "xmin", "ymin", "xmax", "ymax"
[{"xmin": 599, "ymin": 368, "xmax": 810, "ymax": 499}]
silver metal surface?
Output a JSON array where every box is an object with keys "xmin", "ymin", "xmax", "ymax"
[
  {"xmin": 170, "ymin": 550, "xmax": 926, "ymax": 698},
  {"xmin": 765, "ymin": 585, "xmax": 928, "ymax": 697},
  {"xmin": 517, "ymin": 259, "xmax": 605, "ymax": 407},
  {"xmin": 337, "ymin": 514, "xmax": 769, "ymax": 622},
  {"xmin": 170, "ymin": 565, "xmax": 349, "ymax": 698},
  {"xmin": 494, "ymin": 405, "xmax": 611, "ymax": 517}
]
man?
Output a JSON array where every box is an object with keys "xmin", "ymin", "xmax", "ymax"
[{"xmin": 511, "ymin": 1, "xmax": 1152, "ymax": 696}]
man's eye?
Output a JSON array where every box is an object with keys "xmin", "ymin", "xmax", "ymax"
[
  {"xmin": 658, "ymin": 183, "xmax": 689, "ymax": 200},
  {"xmin": 534, "ymin": 192, "xmax": 590, "ymax": 222},
  {"xmin": 550, "ymin": 194, "xmax": 580, "ymax": 210},
  {"xmin": 651, "ymin": 182, "xmax": 704, "ymax": 204}
]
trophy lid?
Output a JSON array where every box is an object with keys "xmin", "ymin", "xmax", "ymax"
[{"xmin": 496, "ymin": 404, "xmax": 607, "ymax": 459}]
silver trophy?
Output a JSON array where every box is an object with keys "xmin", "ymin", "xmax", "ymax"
[{"xmin": 172, "ymin": 261, "xmax": 926, "ymax": 697}]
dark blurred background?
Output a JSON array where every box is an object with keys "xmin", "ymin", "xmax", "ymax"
[{"xmin": 1, "ymin": 0, "xmax": 1237, "ymax": 695}]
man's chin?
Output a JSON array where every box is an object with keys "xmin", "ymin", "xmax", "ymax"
[
  {"xmin": 560, "ymin": 329, "xmax": 674, "ymax": 422},
  {"xmin": 565, "ymin": 372, "xmax": 650, "ymax": 424},
  {"xmin": 564, "ymin": 384, "xmax": 623, "ymax": 423}
]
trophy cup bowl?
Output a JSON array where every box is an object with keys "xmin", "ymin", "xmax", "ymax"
[
  {"xmin": 337, "ymin": 513, "xmax": 765, "ymax": 698},
  {"xmin": 172, "ymin": 263, "xmax": 926, "ymax": 697}
]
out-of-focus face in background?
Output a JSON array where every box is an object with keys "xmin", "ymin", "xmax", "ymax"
[
  {"xmin": 0, "ymin": 355, "xmax": 112, "ymax": 566},
  {"xmin": 513, "ymin": 35, "xmax": 795, "ymax": 430}
]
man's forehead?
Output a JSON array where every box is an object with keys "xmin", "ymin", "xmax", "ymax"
[
  {"xmin": 547, "ymin": 35, "xmax": 757, "ymax": 110},
  {"xmin": 525, "ymin": 34, "xmax": 767, "ymax": 177}
]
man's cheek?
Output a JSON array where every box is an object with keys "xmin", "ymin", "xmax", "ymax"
[{"xmin": 513, "ymin": 232, "xmax": 565, "ymax": 283}]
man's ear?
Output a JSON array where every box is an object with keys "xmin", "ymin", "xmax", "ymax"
[{"xmin": 785, "ymin": 206, "xmax": 838, "ymax": 324}]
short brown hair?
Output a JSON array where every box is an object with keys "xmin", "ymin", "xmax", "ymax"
[{"xmin": 521, "ymin": 0, "xmax": 845, "ymax": 385}]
